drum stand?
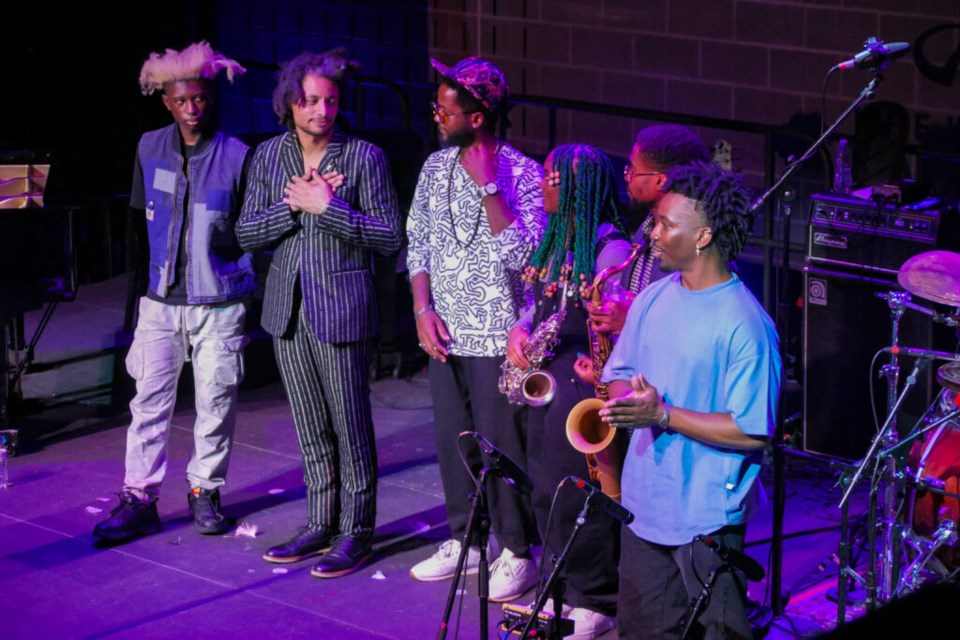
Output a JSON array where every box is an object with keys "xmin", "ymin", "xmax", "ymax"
[
  {"xmin": 836, "ymin": 292, "xmax": 923, "ymax": 620},
  {"xmin": 836, "ymin": 292, "xmax": 960, "ymax": 624},
  {"xmin": 881, "ymin": 402, "xmax": 960, "ymax": 596}
]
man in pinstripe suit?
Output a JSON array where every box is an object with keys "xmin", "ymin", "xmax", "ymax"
[{"xmin": 237, "ymin": 49, "xmax": 401, "ymax": 578}]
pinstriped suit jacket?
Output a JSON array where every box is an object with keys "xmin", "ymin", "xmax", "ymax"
[{"xmin": 237, "ymin": 129, "xmax": 401, "ymax": 343}]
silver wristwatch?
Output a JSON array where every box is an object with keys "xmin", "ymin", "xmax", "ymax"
[{"xmin": 480, "ymin": 181, "xmax": 499, "ymax": 197}]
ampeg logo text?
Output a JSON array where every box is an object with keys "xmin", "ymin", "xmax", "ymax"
[{"xmin": 813, "ymin": 232, "xmax": 847, "ymax": 249}]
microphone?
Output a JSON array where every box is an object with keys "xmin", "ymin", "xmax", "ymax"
[
  {"xmin": 881, "ymin": 346, "xmax": 960, "ymax": 363},
  {"xmin": 568, "ymin": 476, "xmax": 635, "ymax": 525},
  {"xmin": 466, "ymin": 431, "xmax": 534, "ymax": 495},
  {"xmin": 696, "ymin": 535, "xmax": 765, "ymax": 582},
  {"xmin": 835, "ymin": 38, "xmax": 910, "ymax": 71}
]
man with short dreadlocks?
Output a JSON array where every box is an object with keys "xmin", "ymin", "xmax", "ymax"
[
  {"xmin": 94, "ymin": 42, "xmax": 255, "ymax": 543},
  {"xmin": 600, "ymin": 161, "xmax": 781, "ymax": 639},
  {"xmin": 504, "ymin": 144, "xmax": 631, "ymax": 639}
]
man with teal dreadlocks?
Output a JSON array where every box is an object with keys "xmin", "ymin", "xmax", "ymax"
[{"xmin": 504, "ymin": 144, "xmax": 631, "ymax": 640}]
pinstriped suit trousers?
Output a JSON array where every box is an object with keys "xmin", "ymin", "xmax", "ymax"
[{"xmin": 274, "ymin": 303, "xmax": 377, "ymax": 539}]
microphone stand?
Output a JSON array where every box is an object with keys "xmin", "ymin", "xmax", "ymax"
[
  {"xmin": 680, "ymin": 564, "xmax": 735, "ymax": 640},
  {"xmin": 518, "ymin": 491, "xmax": 600, "ymax": 640},
  {"xmin": 437, "ymin": 467, "xmax": 493, "ymax": 640},
  {"xmin": 747, "ymin": 69, "xmax": 884, "ymax": 620}
]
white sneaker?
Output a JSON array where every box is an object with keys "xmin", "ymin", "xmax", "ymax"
[
  {"xmin": 489, "ymin": 548, "xmax": 538, "ymax": 602},
  {"xmin": 409, "ymin": 539, "xmax": 480, "ymax": 582},
  {"xmin": 567, "ymin": 606, "xmax": 616, "ymax": 640}
]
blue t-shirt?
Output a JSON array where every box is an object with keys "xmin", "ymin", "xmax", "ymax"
[{"xmin": 602, "ymin": 272, "xmax": 781, "ymax": 545}]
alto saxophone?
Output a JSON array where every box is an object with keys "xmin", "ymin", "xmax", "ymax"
[
  {"xmin": 498, "ymin": 294, "xmax": 569, "ymax": 407},
  {"xmin": 565, "ymin": 242, "xmax": 645, "ymax": 502}
]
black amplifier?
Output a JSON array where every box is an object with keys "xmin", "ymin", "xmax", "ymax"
[{"xmin": 806, "ymin": 192, "xmax": 943, "ymax": 275}]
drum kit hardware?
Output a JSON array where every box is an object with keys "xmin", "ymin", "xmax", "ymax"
[{"xmin": 834, "ymin": 250, "xmax": 960, "ymax": 620}]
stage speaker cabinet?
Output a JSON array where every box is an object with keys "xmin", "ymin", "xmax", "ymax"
[{"xmin": 802, "ymin": 267, "xmax": 936, "ymax": 460}]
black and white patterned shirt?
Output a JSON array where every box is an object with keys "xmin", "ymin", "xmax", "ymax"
[{"xmin": 406, "ymin": 144, "xmax": 545, "ymax": 357}]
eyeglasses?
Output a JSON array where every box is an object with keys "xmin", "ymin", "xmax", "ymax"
[
  {"xmin": 624, "ymin": 165, "xmax": 662, "ymax": 181},
  {"xmin": 431, "ymin": 101, "xmax": 478, "ymax": 125}
]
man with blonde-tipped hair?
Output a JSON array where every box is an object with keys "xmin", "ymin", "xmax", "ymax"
[{"xmin": 93, "ymin": 41, "xmax": 256, "ymax": 543}]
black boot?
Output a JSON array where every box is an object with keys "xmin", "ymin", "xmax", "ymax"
[
  {"xmin": 310, "ymin": 534, "xmax": 372, "ymax": 578},
  {"xmin": 93, "ymin": 491, "xmax": 162, "ymax": 542},
  {"xmin": 263, "ymin": 526, "xmax": 337, "ymax": 564},
  {"xmin": 188, "ymin": 487, "xmax": 230, "ymax": 535}
]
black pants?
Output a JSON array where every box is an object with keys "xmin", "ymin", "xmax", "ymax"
[
  {"xmin": 525, "ymin": 347, "xmax": 621, "ymax": 616},
  {"xmin": 618, "ymin": 525, "xmax": 752, "ymax": 640},
  {"xmin": 429, "ymin": 354, "xmax": 537, "ymax": 556}
]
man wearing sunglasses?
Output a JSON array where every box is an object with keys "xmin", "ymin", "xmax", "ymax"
[{"xmin": 405, "ymin": 57, "xmax": 545, "ymax": 603}]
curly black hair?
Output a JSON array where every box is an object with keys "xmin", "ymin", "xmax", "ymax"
[
  {"xmin": 664, "ymin": 160, "xmax": 753, "ymax": 262},
  {"xmin": 634, "ymin": 125, "xmax": 710, "ymax": 170},
  {"xmin": 272, "ymin": 47, "xmax": 359, "ymax": 129}
]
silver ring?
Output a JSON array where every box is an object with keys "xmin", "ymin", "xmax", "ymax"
[{"xmin": 418, "ymin": 342, "xmax": 425, "ymax": 349}]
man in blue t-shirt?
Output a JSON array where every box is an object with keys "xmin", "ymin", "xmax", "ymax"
[{"xmin": 600, "ymin": 161, "xmax": 781, "ymax": 639}]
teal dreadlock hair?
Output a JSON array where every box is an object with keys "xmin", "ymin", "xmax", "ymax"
[{"xmin": 528, "ymin": 144, "xmax": 627, "ymax": 288}]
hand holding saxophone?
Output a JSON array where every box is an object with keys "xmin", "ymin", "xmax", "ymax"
[
  {"xmin": 587, "ymin": 290, "xmax": 635, "ymax": 334},
  {"xmin": 506, "ymin": 326, "xmax": 533, "ymax": 370},
  {"xmin": 415, "ymin": 307, "xmax": 450, "ymax": 363},
  {"xmin": 600, "ymin": 373, "xmax": 665, "ymax": 428}
]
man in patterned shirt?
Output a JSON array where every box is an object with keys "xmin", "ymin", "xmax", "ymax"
[{"xmin": 406, "ymin": 57, "xmax": 546, "ymax": 603}]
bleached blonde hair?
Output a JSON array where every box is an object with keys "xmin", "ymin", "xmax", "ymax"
[{"xmin": 138, "ymin": 41, "xmax": 245, "ymax": 95}]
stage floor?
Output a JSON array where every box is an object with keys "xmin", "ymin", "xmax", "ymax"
[{"xmin": 0, "ymin": 276, "xmax": 874, "ymax": 639}]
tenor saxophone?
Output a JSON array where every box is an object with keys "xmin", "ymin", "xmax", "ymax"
[{"xmin": 565, "ymin": 242, "xmax": 644, "ymax": 502}]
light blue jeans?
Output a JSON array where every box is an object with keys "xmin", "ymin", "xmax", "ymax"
[{"xmin": 123, "ymin": 297, "xmax": 247, "ymax": 499}]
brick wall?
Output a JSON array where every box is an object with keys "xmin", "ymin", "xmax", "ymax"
[
  {"xmin": 207, "ymin": 1, "xmax": 956, "ymax": 201},
  {"xmin": 428, "ymin": 0, "xmax": 959, "ymax": 187},
  {"xmin": 217, "ymin": 1, "xmax": 958, "ymax": 187}
]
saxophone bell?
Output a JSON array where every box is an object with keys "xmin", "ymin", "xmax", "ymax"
[
  {"xmin": 566, "ymin": 397, "xmax": 624, "ymax": 503},
  {"xmin": 520, "ymin": 369, "xmax": 557, "ymax": 407},
  {"xmin": 565, "ymin": 398, "xmax": 614, "ymax": 454}
]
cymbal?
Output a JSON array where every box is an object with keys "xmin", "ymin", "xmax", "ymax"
[
  {"xmin": 898, "ymin": 250, "xmax": 960, "ymax": 307},
  {"xmin": 937, "ymin": 363, "xmax": 960, "ymax": 393}
]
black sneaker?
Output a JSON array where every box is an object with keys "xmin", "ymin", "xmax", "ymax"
[
  {"xmin": 188, "ymin": 487, "xmax": 230, "ymax": 535},
  {"xmin": 310, "ymin": 534, "xmax": 372, "ymax": 578},
  {"xmin": 263, "ymin": 526, "xmax": 337, "ymax": 564},
  {"xmin": 93, "ymin": 491, "xmax": 162, "ymax": 542}
]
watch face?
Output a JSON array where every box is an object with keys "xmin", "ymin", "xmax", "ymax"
[{"xmin": 483, "ymin": 182, "xmax": 498, "ymax": 196}]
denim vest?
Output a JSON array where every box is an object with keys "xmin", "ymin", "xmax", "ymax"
[{"xmin": 137, "ymin": 124, "xmax": 256, "ymax": 304}]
